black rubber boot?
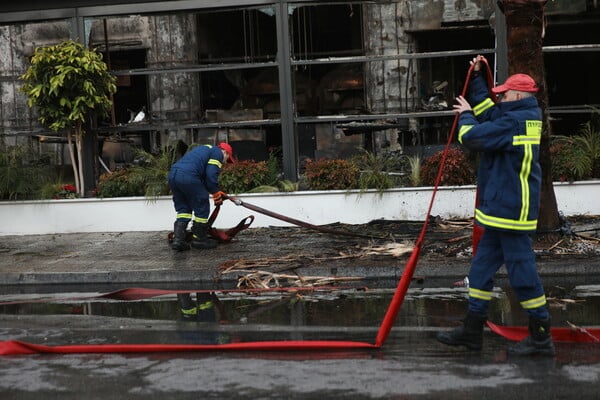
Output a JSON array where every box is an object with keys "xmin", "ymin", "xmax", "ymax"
[
  {"xmin": 171, "ymin": 220, "xmax": 190, "ymax": 251},
  {"xmin": 508, "ymin": 316, "xmax": 555, "ymax": 356},
  {"xmin": 436, "ymin": 311, "xmax": 487, "ymax": 350},
  {"xmin": 191, "ymin": 222, "xmax": 218, "ymax": 249}
]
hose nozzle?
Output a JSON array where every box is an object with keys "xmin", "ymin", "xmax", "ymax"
[{"xmin": 228, "ymin": 196, "xmax": 243, "ymax": 206}]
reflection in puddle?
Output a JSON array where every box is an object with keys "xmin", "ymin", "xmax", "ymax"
[{"xmin": 2, "ymin": 285, "xmax": 600, "ymax": 330}]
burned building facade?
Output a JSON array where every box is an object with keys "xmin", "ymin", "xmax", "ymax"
[{"xmin": 0, "ymin": 0, "xmax": 599, "ymax": 182}]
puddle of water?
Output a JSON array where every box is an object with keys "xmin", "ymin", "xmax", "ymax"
[
  {"xmin": 4, "ymin": 285, "xmax": 600, "ymax": 399},
  {"xmin": 2, "ymin": 285, "xmax": 600, "ymax": 330}
]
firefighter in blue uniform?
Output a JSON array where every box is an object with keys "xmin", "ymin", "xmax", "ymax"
[
  {"xmin": 168, "ymin": 142, "xmax": 235, "ymax": 251},
  {"xmin": 436, "ymin": 55, "xmax": 554, "ymax": 356}
]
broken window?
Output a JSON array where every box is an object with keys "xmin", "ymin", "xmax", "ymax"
[{"xmin": 543, "ymin": 6, "xmax": 600, "ymax": 136}]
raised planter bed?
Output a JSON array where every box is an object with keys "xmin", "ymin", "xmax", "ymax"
[{"xmin": 0, "ymin": 181, "xmax": 598, "ymax": 236}]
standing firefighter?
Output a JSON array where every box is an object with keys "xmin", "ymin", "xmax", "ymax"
[
  {"xmin": 436, "ymin": 55, "xmax": 554, "ymax": 356},
  {"xmin": 168, "ymin": 143, "xmax": 235, "ymax": 251}
]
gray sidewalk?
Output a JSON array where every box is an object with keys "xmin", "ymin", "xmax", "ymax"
[
  {"xmin": 2, "ymin": 219, "xmax": 599, "ymax": 290},
  {"xmin": 0, "ymin": 227, "xmax": 424, "ymax": 287}
]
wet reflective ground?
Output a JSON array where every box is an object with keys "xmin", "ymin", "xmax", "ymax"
[
  {"xmin": 3, "ymin": 282, "xmax": 600, "ymax": 335},
  {"xmin": 4, "ymin": 331, "xmax": 600, "ymax": 400},
  {"xmin": 2, "ymin": 283, "xmax": 600, "ymax": 399}
]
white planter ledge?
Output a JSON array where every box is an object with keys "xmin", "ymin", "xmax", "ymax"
[{"xmin": 0, "ymin": 181, "xmax": 598, "ymax": 236}]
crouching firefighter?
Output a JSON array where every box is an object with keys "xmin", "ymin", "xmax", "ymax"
[
  {"xmin": 436, "ymin": 56, "xmax": 554, "ymax": 356},
  {"xmin": 167, "ymin": 142, "xmax": 236, "ymax": 251}
]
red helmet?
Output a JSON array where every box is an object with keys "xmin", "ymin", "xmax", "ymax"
[
  {"xmin": 492, "ymin": 73, "xmax": 538, "ymax": 94},
  {"xmin": 217, "ymin": 142, "xmax": 237, "ymax": 163}
]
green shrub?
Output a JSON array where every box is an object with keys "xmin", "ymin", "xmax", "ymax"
[
  {"xmin": 574, "ymin": 121, "xmax": 600, "ymax": 179},
  {"xmin": 97, "ymin": 168, "xmax": 146, "ymax": 197},
  {"xmin": 553, "ymin": 110, "xmax": 600, "ymax": 180},
  {"xmin": 216, "ymin": 148, "xmax": 283, "ymax": 194},
  {"xmin": 303, "ymin": 158, "xmax": 359, "ymax": 190},
  {"xmin": 352, "ymin": 150, "xmax": 404, "ymax": 191},
  {"xmin": 265, "ymin": 148, "xmax": 283, "ymax": 184},
  {"xmin": 128, "ymin": 148, "xmax": 177, "ymax": 198},
  {"xmin": 420, "ymin": 147, "xmax": 475, "ymax": 186},
  {"xmin": 551, "ymin": 136, "xmax": 591, "ymax": 182},
  {"xmin": 219, "ymin": 160, "xmax": 273, "ymax": 194},
  {"xmin": 0, "ymin": 145, "xmax": 51, "ymax": 200},
  {"xmin": 97, "ymin": 145, "xmax": 179, "ymax": 199}
]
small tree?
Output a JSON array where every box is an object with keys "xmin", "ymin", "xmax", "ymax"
[{"xmin": 21, "ymin": 40, "xmax": 117, "ymax": 197}]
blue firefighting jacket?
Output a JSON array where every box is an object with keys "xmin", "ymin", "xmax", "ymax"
[
  {"xmin": 457, "ymin": 73, "xmax": 543, "ymax": 233},
  {"xmin": 170, "ymin": 144, "xmax": 224, "ymax": 194}
]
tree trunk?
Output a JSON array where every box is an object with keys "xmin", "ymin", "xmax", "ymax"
[
  {"xmin": 67, "ymin": 129, "xmax": 81, "ymax": 196},
  {"xmin": 75, "ymin": 122, "xmax": 85, "ymax": 197},
  {"xmin": 502, "ymin": 0, "xmax": 561, "ymax": 241}
]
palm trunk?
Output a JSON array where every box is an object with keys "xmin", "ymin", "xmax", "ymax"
[{"xmin": 502, "ymin": 0, "xmax": 561, "ymax": 239}]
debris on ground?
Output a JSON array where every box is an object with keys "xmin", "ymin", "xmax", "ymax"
[
  {"xmin": 361, "ymin": 242, "xmax": 413, "ymax": 257},
  {"xmin": 218, "ymin": 215, "xmax": 600, "ymax": 289},
  {"xmin": 547, "ymin": 297, "xmax": 586, "ymax": 310},
  {"xmin": 422, "ymin": 215, "xmax": 600, "ymax": 259},
  {"xmin": 219, "ymin": 242, "xmax": 413, "ymax": 288},
  {"xmin": 234, "ymin": 270, "xmax": 363, "ymax": 289}
]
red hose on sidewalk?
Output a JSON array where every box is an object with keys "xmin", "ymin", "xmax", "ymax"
[
  {"xmin": 1, "ymin": 339, "xmax": 378, "ymax": 355},
  {"xmin": 487, "ymin": 321, "xmax": 600, "ymax": 343}
]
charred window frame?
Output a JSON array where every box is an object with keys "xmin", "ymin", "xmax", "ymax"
[{"xmin": 542, "ymin": 3, "xmax": 600, "ymax": 136}]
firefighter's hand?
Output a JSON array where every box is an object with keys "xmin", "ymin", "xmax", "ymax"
[
  {"xmin": 212, "ymin": 191, "xmax": 227, "ymax": 206},
  {"xmin": 453, "ymin": 96, "xmax": 472, "ymax": 114},
  {"xmin": 470, "ymin": 55, "xmax": 486, "ymax": 72}
]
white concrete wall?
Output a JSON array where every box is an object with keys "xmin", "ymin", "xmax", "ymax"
[{"xmin": 0, "ymin": 182, "xmax": 598, "ymax": 235}]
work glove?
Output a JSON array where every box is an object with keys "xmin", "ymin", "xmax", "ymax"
[{"xmin": 212, "ymin": 191, "xmax": 227, "ymax": 206}]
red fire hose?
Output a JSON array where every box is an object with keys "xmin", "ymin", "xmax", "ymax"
[
  {"xmin": 373, "ymin": 59, "xmax": 487, "ymax": 346},
  {"xmin": 166, "ymin": 204, "xmax": 254, "ymax": 244}
]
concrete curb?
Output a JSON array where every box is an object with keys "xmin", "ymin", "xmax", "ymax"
[{"xmin": 2, "ymin": 258, "xmax": 598, "ymax": 288}]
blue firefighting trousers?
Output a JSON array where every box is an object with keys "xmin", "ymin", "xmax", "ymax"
[
  {"xmin": 167, "ymin": 168, "xmax": 210, "ymax": 223},
  {"xmin": 467, "ymin": 228, "xmax": 549, "ymax": 319}
]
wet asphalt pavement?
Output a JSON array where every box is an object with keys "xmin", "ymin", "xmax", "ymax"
[
  {"xmin": 1, "ymin": 221, "xmax": 600, "ymax": 399},
  {"xmin": 2, "ymin": 311, "xmax": 600, "ymax": 399}
]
